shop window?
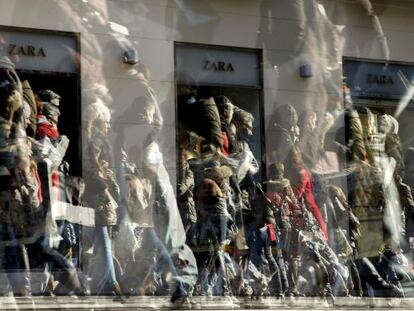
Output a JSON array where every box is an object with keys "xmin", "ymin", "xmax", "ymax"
[{"xmin": 175, "ymin": 43, "xmax": 264, "ymax": 181}]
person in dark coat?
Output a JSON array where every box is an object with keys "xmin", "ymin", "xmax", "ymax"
[{"xmin": 178, "ymin": 94, "xmax": 223, "ymax": 152}]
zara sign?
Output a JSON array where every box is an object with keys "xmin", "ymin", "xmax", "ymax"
[
  {"xmin": 343, "ymin": 59, "xmax": 414, "ymax": 99},
  {"xmin": 176, "ymin": 45, "xmax": 259, "ymax": 87},
  {"xmin": 8, "ymin": 44, "xmax": 47, "ymax": 57},
  {"xmin": 203, "ymin": 60, "xmax": 235, "ymax": 72},
  {"xmin": 0, "ymin": 28, "xmax": 78, "ymax": 74}
]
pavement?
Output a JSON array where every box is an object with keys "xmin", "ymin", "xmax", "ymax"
[{"xmin": 2, "ymin": 296, "xmax": 414, "ymax": 310}]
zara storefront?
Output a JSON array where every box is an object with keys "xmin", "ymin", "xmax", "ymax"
[{"xmin": 1, "ymin": 0, "xmax": 414, "ymax": 306}]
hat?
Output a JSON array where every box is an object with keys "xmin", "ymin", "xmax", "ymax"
[
  {"xmin": 273, "ymin": 104, "xmax": 298, "ymax": 129},
  {"xmin": 232, "ymin": 107, "xmax": 254, "ymax": 129},
  {"xmin": 215, "ymin": 96, "xmax": 234, "ymax": 116},
  {"xmin": 38, "ymin": 89, "xmax": 61, "ymax": 106}
]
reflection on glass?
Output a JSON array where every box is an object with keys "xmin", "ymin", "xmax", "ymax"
[{"xmin": 1, "ymin": 0, "xmax": 414, "ymax": 309}]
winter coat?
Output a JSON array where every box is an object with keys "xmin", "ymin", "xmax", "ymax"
[
  {"xmin": 178, "ymin": 96, "xmax": 223, "ymax": 148},
  {"xmin": 347, "ymin": 108, "xmax": 367, "ymax": 162},
  {"xmin": 350, "ymin": 162, "xmax": 384, "ymax": 209},
  {"xmin": 267, "ymin": 104, "xmax": 298, "ymax": 162},
  {"xmin": 177, "ymin": 160, "xmax": 197, "ymax": 225},
  {"xmin": 330, "ymin": 108, "xmax": 367, "ymax": 165},
  {"xmin": 0, "ymin": 146, "xmax": 42, "ymax": 242},
  {"xmin": 22, "ymin": 80, "xmax": 37, "ymax": 138},
  {"xmin": 84, "ymin": 129, "xmax": 119, "ymax": 226}
]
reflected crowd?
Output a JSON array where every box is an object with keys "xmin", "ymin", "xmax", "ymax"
[{"xmin": 1, "ymin": 48, "xmax": 414, "ymax": 307}]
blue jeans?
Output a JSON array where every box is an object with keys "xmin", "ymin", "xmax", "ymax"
[
  {"xmin": 248, "ymin": 226, "xmax": 283, "ymax": 294},
  {"xmin": 215, "ymin": 215, "xmax": 228, "ymax": 244},
  {"xmin": 89, "ymin": 226, "xmax": 117, "ymax": 294}
]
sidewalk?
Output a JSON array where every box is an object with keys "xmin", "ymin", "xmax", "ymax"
[{"xmin": 2, "ymin": 296, "xmax": 414, "ymax": 310}]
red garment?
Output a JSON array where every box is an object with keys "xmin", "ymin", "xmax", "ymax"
[
  {"xmin": 52, "ymin": 171, "xmax": 60, "ymax": 187},
  {"xmin": 293, "ymin": 168, "xmax": 328, "ymax": 241},
  {"xmin": 220, "ymin": 131, "xmax": 230, "ymax": 156},
  {"xmin": 36, "ymin": 123, "xmax": 59, "ymax": 140},
  {"xmin": 36, "ymin": 116, "xmax": 59, "ymax": 140},
  {"xmin": 267, "ymin": 223, "xmax": 277, "ymax": 242}
]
